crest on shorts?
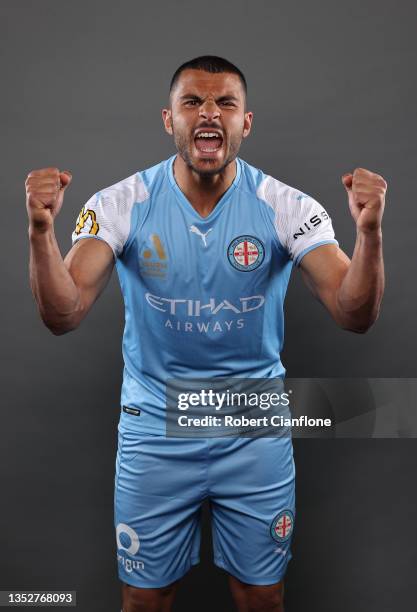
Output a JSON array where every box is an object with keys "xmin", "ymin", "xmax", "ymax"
[
  {"xmin": 227, "ymin": 235, "xmax": 265, "ymax": 271},
  {"xmin": 270, "ymin": 510, "xmax": 294, "ymax": 543}
]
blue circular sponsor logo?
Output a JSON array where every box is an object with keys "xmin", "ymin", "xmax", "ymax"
[{"xmin": 227, "ymin": 235, "xmax": 265, "ymax": 271}]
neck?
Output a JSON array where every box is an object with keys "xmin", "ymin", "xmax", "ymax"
[{"xmin": 173, "ymin": 155, "xmax": 237, "ymax": 218}]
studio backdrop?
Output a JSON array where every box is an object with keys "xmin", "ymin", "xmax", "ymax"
[{"xmin": 1, "ymin": 1, "xmax": 416, "ymax": 611}]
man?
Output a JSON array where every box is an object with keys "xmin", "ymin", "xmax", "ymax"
[{"xmin": 25, "ymin": 55, "xmax": 386, "ymax": 611}]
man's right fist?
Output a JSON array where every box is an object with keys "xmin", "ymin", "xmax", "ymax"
[{"xmin": 25, "ymin": 167, "xmax": 72, "ymax": 230}]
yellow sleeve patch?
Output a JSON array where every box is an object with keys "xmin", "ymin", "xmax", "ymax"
[{"xmin": 74, "ymin": 206, "xmax": 99, "ymax": 235}]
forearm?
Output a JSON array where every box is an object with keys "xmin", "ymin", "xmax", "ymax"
[
  {"xmin": 28, "ymin": 225, "xmax": 81, "ymax": 333},
  {"xmin": 336, "ymin": 228, "xmax": 384, "ymax": 332}
]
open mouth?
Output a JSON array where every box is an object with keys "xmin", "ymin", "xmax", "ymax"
[{"xmin": 194, "ymin": 129, "xmax": 223, "ymax": 153}]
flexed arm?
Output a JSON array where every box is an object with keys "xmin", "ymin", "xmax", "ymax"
[
  {"xmin": 299, "ymin": 168, "xmax": 387, "ymax": 333},
  {"xmin": 25, "ymin": 168, "xmax": 114, "ymax": 335}
]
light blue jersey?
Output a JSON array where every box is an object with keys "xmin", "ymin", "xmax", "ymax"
[
  {"xmin": 72, "ymin": 154, "xmax": 337, "ymax": 433},
  {"xmin": 73, "ymin": 154, "xmax": 338, "ymax": 588}
]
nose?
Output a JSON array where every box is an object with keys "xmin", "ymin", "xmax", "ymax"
[{"xmin": 199, "ymin": 99, "xmax": 220, "ymax": 121}]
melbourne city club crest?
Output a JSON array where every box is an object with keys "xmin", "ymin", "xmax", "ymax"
[
  {"xmin": 270, "ymin": 510, "xmax": 294, "ymax": 543},
  {"xmin": 227, "ymin": 235, "xmax": 265, "ymax": 271}
]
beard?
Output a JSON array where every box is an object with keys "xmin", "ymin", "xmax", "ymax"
[{"xmin": 171, "ymin": 119, "xmax": 243, "ymax": 177}]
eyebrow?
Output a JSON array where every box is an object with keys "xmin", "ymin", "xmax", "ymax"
[{"xmin": 179, "ymin": 93, "xmax": 240, "ymax": 103}]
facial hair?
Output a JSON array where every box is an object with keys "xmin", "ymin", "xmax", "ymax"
[{"xmin": 171, "ymin": 117, "xmax": 243, "ymax": 177}]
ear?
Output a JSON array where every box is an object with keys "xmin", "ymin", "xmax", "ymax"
[
  {"xmin": 162, "ymin": 108, "xmax": 173, "ymax": 135},
  {"xmin": 242, "ymin": 111, "xmax": 253, "ymax": 138}
]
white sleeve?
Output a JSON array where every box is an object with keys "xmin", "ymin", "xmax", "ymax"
[
  {"xmin": 71, "ymin": 173, "xmax": 148, "ymax": 258},
  {"xmin": 258, "ymin": 175, "xmax": 338, "ymax": 266}
]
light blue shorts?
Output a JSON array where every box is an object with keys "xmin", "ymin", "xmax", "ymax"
[{"xmin": 114, "ymin": 428, "xmax": 296, "ymax": 588}]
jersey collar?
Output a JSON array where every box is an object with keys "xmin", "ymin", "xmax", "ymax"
[{"xmin": 167, "ymin": 154, "xmax": 242, "ymax": 222}]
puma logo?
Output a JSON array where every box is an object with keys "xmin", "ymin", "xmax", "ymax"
[{"xmin": 189, "ymin": 225, "xmax": 213, "ymax": 247}]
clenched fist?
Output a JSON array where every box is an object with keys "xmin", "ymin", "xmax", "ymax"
[
  {"xmin": 25, "ymin": 167, "xmax": 72, "ymax": 231},
  {"xmin": 342, "ymin": 168, "xmax": 387, "ymax": 233}
]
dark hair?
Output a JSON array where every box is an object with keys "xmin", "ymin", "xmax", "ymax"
[{"xmin": 169, "ymin": 55, "xmax": 247, "ymax": 98}]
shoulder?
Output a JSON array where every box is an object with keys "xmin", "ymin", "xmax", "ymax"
[
  {"xmin": 91, "ymin": 156, "xmax": 174, "ymax": 209},
  {"xmin": 237, "ymin": 159, "xmax": 337, "ymax": 264},
  {"xmin": 73, "ymin": 159, "xmax": 169, "ymax": 257},
  {"xmin": 94, "ymin": 159, "xmax": 170, "ymax": 209},
  {"xmin": 238, "ymin": 158, "xmax": 315, "ymax": 216}
]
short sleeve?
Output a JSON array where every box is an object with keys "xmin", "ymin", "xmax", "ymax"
[
  {"xmin": 71, "ymin": 173, "xmax": 149, "ymax": 258},
  {"xmin": 257, "ymin": 175, "xmax": 338, "ymax": 266},
  {"xmin": 286, "ymin": 194, "xmax": 338, "ymax": 266}
]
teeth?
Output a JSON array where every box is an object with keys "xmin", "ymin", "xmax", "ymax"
[{"xmin": 196, "ymin": 132, "xmax": 221, "ymax": 138}]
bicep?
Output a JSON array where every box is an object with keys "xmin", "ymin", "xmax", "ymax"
[
  {"xmin": 64, "ymin": 237, "xmax": 115, "ymax": 315},
  {"xmin": 299, "ymin": 244, "xmax": 350, "ymax": 321}
]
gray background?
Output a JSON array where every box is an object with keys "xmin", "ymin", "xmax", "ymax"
[{"xmin": 1, "ymin": 0, "xmax": 416, "ymax": 610}]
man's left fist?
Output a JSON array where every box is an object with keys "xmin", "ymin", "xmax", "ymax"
[{"xmin": 342, "ymin": 168, "xmax": 387, "ymax": 233}]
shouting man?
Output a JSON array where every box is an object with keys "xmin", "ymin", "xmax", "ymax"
[{"xmin": 25, "ymin": 55, "xmax": 387, "ymax": 611}]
